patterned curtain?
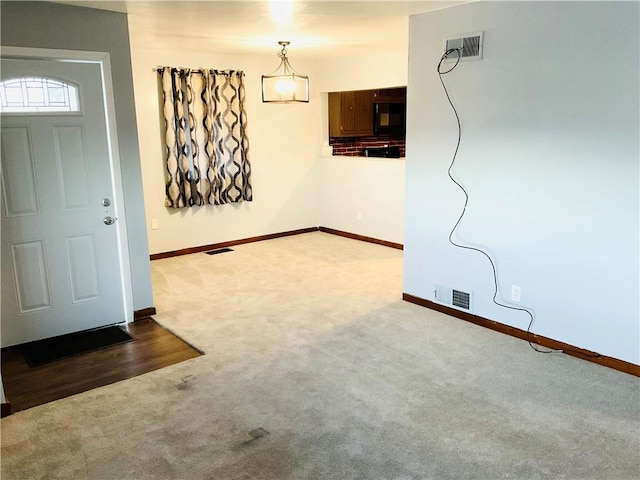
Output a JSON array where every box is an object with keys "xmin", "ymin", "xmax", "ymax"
[{"xmin": 159, "ymin": 68, "xmax": 252, "ymax": 208}]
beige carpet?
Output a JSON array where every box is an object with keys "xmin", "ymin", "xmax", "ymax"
[{"xmin": 1, "ymin": 232, "xmax": 639, "ymax": 479}]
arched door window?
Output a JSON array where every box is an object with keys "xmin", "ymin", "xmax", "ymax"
[{"xmin": 0, "ymin": 77, "xmax": 80, "ymax": 113}]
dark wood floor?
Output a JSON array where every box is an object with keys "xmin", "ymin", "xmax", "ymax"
[{"xmin": 1, "ymin": 318, "xmax": 203, "ymax": 414}]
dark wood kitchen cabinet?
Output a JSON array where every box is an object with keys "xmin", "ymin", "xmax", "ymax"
[
  {"xmin": 328, "ymin": 90, "xmax": 373, "ymax": 137},
  {"xmin": 373, "ymin": 87, "xmax": 406, "ymax": 103}
]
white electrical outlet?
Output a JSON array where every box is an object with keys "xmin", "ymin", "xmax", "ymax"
[
  {"xmin": 511, "ymin": 285, "xmax": 521, "ymax": 302},
  {"xmin": 357, "ymin": 211, "xmax": 362, "ymax": 221},
  {"xmin": 151, "ymin": 219, "xmax": 159, "ymax": 230}
]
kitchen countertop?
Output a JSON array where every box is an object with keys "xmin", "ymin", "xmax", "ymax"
[{"xmin": 321, "ymin": 154, "xmax": 405, "ymax": 161}]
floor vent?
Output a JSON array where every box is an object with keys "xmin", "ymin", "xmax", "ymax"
[
  {"xmin": 434, "ymin": 284, "xmax": 473, "ymax": 311},
  {"xmin": 444, "ymin": 31, "xmax": 484, "ymax": 61},
  {"xmin": 204, "ymin": 248, "xmax": 233, "ymax": 256}
]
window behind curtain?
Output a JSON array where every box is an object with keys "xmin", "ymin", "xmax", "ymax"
[{"xmin": 158, "ymin": 67, "xmax": 252, "ymax": 208}]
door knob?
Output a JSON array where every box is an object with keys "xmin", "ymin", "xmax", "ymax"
[
  {"xmin": 101, "ymin": 198, "xmax": 111, "ymax": 207},
  {"xmin": 103, "ymin": 216, "xmax": 116, "ymax": 225}
]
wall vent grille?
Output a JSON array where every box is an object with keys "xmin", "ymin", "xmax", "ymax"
[
  {"xmin": 434, "ymin": 284, "xmax": 473, "ymax": 311},
  {"xmin": 444, "ymin": 32, "xmax": 484, "ymax": 61},
  {"xmin": 452, "ymin": 289, "xmax": 471, "ymax": 310},
  {"xmin": 205, "ymin": 247, "xmax": 233, "ymax": 256}
]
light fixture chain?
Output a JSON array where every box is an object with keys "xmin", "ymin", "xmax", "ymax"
[{"xmin": 278, "ymin": 41, "xmax": 289, "ymax": 58}]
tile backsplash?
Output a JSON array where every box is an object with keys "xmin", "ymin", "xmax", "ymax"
[{"xmin": 329, "ymin": 136, "xmax": 406, "ymax": 158}]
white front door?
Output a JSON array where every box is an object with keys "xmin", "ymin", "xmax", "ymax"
[{"xmin": 1, "ymin": 57, "xmax": 126, "ymax": 347}]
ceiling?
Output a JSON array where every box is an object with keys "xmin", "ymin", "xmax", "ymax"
[{"xmin": 55, "ymin": 1, "xmax": 466, "ymax": 58}]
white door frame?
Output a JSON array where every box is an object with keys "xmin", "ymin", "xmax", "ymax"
[{"xmin": 1, "ymin": 46, "xmax": 133, "ymax": 323}]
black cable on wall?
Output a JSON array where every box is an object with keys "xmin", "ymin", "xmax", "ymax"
[{"xmin": 436, "ymin": 48, "xmax": 563, "ymax": 355}]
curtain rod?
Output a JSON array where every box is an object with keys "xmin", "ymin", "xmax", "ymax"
[{"xmin": 154, "ymin": 67, "xmax": 244, "ymax": 76}]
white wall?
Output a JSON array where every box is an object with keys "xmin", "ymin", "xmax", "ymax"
[
  {"xmin": 131, "ymin": 45, "xmax": 409, "ymax": 252},
  {"xmin": 313, "ymin": 51, "xmax": 407, "ymax": 93},
  {"xmin": 315, "ymin": 52, "xmax": 408, "ymax": 244},
  {"xmin": 405, "ymin": 2, "xmax": 639, "ymax": 363},
  {"xmin": 131, "ymin": 49, "xmax": 320, "ymax": 254},
  {"xmin": 318, "ymin": 156, "xmax": 405, "ymax": 244}
]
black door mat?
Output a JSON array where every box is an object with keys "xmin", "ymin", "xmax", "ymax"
[
  {"xmin": 205, "ymin": 247, "xmax": 233, "ymax": 255},
  {"xmin": 20, "ymin": 325, "xmax": 133, "ymax": 367}
]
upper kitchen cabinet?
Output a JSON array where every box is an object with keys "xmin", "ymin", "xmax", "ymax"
[
  {"xmin": 373, "ymin": 87, "xmax": 406, "ymax": 103},
  {"xmin": 329, "ymin": 90, "xmax": 373, "ymax": 137}
]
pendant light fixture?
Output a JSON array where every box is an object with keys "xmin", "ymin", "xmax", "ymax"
[{"xmin": 261, "ymin": 41, "xmax": 309, "ymax": 103}]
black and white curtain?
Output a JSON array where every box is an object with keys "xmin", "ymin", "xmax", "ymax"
[{"xmin": 158, "ymin": 67, "xmax": 252, "ymax": 208}]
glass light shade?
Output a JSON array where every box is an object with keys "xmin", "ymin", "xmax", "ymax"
[{"xmin": 262, "ymin": 56, "xmax": 309, "ymax": 103}]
